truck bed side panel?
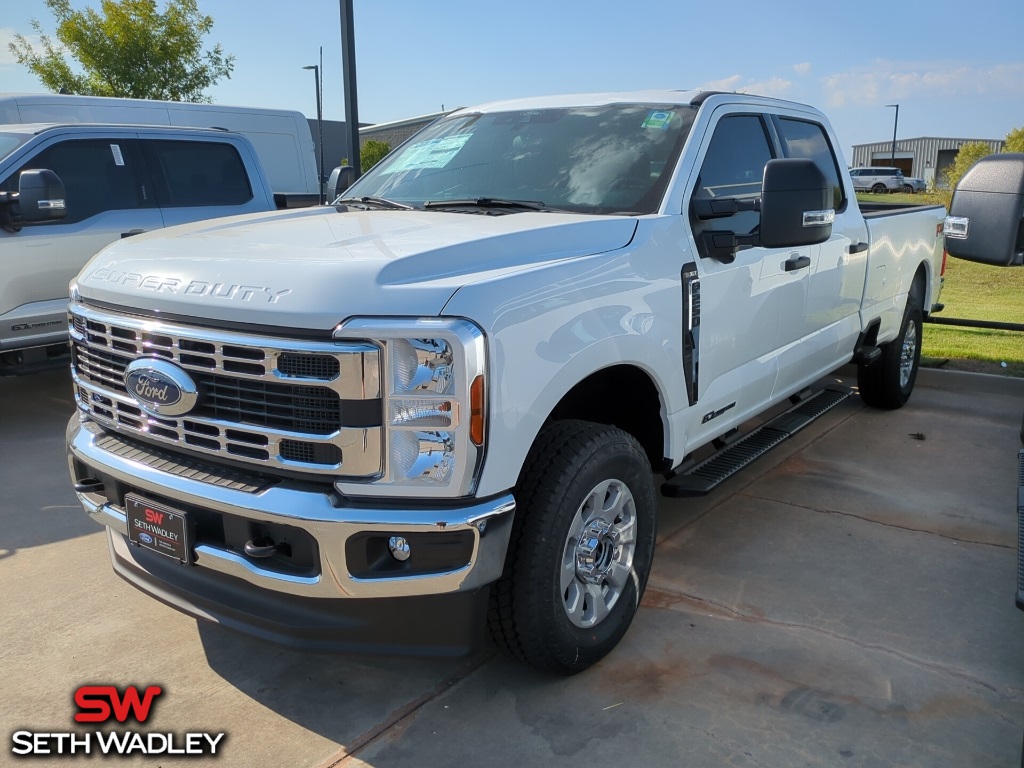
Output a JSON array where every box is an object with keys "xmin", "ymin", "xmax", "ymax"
[{"xmin": 862, "ymin": 205, "xmax": 945, "ymax": 344}]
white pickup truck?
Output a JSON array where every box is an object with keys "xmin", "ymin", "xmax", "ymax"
[{"xmin": 66, "ymin": 91, "xmax": 948, "ymax": 673}]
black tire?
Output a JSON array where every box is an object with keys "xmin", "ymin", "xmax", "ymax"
[
  {"xmin": 488, "ymin": 420, "xmax": 656, "ymax": 674},
  {"xmin": 872, "ymin": 183, "xmax": 887, "ymax": 194},
  {"xmin": 901, "ymin": 184, "xmax": 914, "ymax": 194},
  {"xmin": 857, "ymin": 296, "xmax": 923, "ymax": 409}
]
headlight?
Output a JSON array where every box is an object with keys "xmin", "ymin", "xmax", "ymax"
[{"xmin": 332, "ymin": 318, "xmax": 486, "ymax": 498}]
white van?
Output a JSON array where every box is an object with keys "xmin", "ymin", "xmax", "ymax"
[{"xmin": 0, "ymin": 94, "xmax": 319, "ymax": 195}]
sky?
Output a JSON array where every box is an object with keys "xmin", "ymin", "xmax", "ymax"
[{"xmin": 2, "ymin": 0, "xmax": 1023, "ymax": 159}]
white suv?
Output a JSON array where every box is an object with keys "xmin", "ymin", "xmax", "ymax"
[{"xmin": 849, "ymin": 166, "xmax": 905, "ymax": 194}]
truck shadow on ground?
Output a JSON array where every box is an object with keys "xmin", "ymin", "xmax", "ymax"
[
  {"xmin": 0, "ymin": 367, "xmax": 101, "ymax": 554},
  {"xmin": 195, "ymin": 620, "xmax": 498, "ymax": 751}
]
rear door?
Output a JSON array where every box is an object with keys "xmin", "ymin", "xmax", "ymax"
[
  {"xmin": 772, "ymin": 115, "xmax": 868, "ymax": 388},
  {"xmin": 141, "ymin": 135, "xmax": 272, "ymax": 228}
]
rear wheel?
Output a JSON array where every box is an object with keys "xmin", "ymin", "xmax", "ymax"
[
  {"xmin": 857, "ymin": 296, "xmax": 922, "ymax": 409},
  {"xmin": 871, "ymin": 183, "xmax": 887, "ymax": 194},
  {"xmin": 488, "ymin": 420, "xmax": 656, "ymax": 674},
  {"xmin": 901, "ymin": 184, "xmax": 914, "ymax": 194}
]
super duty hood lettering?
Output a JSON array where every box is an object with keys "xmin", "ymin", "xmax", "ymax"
[{"xmin": 86, "ymin": 269, "xmax": 292, "ymax": 304}]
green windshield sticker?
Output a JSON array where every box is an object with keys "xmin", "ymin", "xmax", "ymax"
[
  {"xmin": 641, "ymin": 110, "xmax": 673, "ymax": 130},
  {"xmin": 383, "ymin": 134, "xmax": 472, "ymax": 173}
]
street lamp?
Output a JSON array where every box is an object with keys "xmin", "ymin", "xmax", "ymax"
[
  {"xmin": 885, "ymin": 104, "xmax": 899, "ymax": 167},
  {"xmin": 303, "ymin": 54, "xmax": 325, "ymax": 204}
]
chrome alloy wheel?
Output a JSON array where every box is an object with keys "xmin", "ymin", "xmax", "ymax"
[
  {"xmin": 899, "ymin": 317, "xmax": 918, "ymax": 389},
  {"xmin": 561, "ymin": 479, "xmax": 637, "ymax": 628}
]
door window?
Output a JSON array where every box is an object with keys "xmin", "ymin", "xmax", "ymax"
[
  {"xmin": 690, "ymin": 114, "xmax": 774, "ymax": 257},
  {"xmin": 148, "ymin": 140, "xmax": 252, "ymax": 207},
  {"xmin": 1, "ymin": 139, "xmax": 145, "ymax": 224}
]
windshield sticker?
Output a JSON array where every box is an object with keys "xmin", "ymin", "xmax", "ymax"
[
  {"xmin": 641, "ymin": 110, "xmax": 673, "ymax": 131},
  {"xmin": 110, "ymin": 143, "xmax": 125, "ymax": 166},
  {"xmin": 383, "ymin": 134, "xmax": 472, "ymax": 172}
]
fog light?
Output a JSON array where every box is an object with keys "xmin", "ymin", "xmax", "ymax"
[{"xmin": 388, "ymin": 536, "xmax": 411, "ymax": 562}]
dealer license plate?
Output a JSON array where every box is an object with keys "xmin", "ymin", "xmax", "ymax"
[{"xmin": 125, "ymin": 494, "xmax": 191, "ymax": 564}]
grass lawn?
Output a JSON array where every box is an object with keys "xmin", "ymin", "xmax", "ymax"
[{"xmin": 857, "ymin": 192, "xmax": 1024, "ymax": 377}]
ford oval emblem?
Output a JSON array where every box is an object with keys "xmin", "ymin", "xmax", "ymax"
[
  {"xmin": 124, "ymin": 358, "xmax": 199, "ymax": 417},
  {"xmin": 138, "ymin": 532, "xmax": 155, "ymax": 545}
]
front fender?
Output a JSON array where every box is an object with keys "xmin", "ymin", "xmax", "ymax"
[{"xmin": 443, "ymin": 235, "xmax": 686, "ymax": 498}]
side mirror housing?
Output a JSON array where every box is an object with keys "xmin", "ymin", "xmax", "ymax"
[
  {"xmin": 327, "ymin": 165, "xmax": 358, "ymax": 202},
  {"xmin": 759, "ymin": 158, "xmax": 833, "ymax": 248},
  {"xmin": 19, "ymin": 169, "xmax": 67, "ymax": 224},
  {"xmin": 944, "ymin": 153, "xmax": 1024, "ymax": 267}
]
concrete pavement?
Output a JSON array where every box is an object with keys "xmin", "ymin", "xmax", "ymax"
[{"xmin": 2, "ymin": 366, "xmax": 1021, "ymax": 767}]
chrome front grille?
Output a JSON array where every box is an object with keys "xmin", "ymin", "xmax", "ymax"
[{"xmin": 70, "ymin": 304, "xmax": 382, "ymax": 477}]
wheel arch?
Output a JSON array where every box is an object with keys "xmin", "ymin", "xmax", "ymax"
[
  {"xmin": 543, "ymin": 364, "xmax": 667, "ymax": 472},
  {"xmin": 909, "ymin": 260, "xmax": 930, "ymax": 314}
]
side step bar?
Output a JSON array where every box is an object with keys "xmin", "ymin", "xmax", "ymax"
[{"xmin": 661, "ymin": 387, "xmax": 851, "ymax": 498}]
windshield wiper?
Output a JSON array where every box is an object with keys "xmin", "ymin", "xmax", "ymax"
[
  {"xmin": 335, "ymin": 196, "xmax": 413, "ymax": 210},
  {"xmin": 423, "ymin": 198, "xmax": 550, "ymax": 212}
]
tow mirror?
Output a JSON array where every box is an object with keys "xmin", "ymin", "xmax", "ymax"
[
  {"xmin": 327, "ymin": 165, "xmax": 358, "ymax": 202},
  {"xmin": 944, "ymin": 153, "xmax": 1024, "ymax": 267},
  {"xmin": 19, "ymin": 169, "xmax": 67, "ymax": 224},
  {"xmin": 759, "ymin": 158, "xmax": 833, "ymax": 248}
]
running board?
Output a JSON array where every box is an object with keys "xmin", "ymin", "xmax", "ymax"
[{"xmin": 661, "ymin": 387, "xmax": 851, "ymax": 498}]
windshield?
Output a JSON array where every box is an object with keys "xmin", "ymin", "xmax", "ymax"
[{"xmin": 342, "ymin": 104, "xmax": 696, "ymax": 215}]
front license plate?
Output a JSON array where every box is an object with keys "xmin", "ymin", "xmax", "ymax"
[{"xmin": 125, "ymin": 494, "xmax": 190, "ymax": 564}]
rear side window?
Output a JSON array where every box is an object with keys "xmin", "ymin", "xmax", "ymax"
[
  {"xmin": 1, "ymin": 139, "xmax": 145, "ymax": 224},
  {"xmin": 148, "ymin": 140, "xmax": 252, "ymax": 207},
  {"xmin": 775, "ymin": 117, "xmax": 844, "ymax": 209}
]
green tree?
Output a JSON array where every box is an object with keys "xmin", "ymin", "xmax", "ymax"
[
  {"xmin": 8, "ymin": 0, "xmax": 234, "ymax": 102},
  {"xmin": 943, "ymin": 141, "xmax": 994, "ymax": 191},
  {"xmin": 1004, "ymin": 126, "xmax": 1024, "ymax": 153},
  {"xmin": 361, "ymin": 140, "xmax": 391, "ymax": 172}
]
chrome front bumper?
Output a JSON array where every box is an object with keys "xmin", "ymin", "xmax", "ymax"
[{"xmin": 67, "ymin": 416, "xmax": 515, "ymax": 600}]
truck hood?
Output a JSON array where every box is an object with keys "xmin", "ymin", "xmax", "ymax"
[{"xmin": 77, "ymin": 207, "xmax": 637, "ymax": 331}]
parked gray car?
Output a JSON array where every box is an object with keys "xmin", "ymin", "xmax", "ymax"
[
  {"xmin": 849, "ymin": 166, "xmax": 905, "ymax": 193},
  {"xmin": 901, "ymin": 176, "xmax": 927, "ymax": 193}
]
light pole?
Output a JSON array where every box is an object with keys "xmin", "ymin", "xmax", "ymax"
[
  {"xmin": 885, "ymin": 104, "xmax": 899, "ymax": 167},
  {"xmin": 339, "ymin": 0, "xmax": 360, "ymax": 177},
  {"xmin": 303, "ymin": 55, "xmax": 325, "ymax": 204}
]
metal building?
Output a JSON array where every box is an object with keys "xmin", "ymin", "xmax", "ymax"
[
  {"xmin": 850, "ymin": 137, "xmax": 1004, "ymax": 188},
  {"xmin": 359, "ymin": 110, "xmax": 449, "ymax": 152}
]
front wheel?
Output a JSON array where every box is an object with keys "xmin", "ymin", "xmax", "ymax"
[
  {"xmin": 857, "ymin": 297, "xmax": 922, "ymax": 409},
  {"xmin": 488, "ymin": 420, "xmax": 656, "ymax": 674},
  {"xmin": 902, "ymin": 184, "xmax": 914, "ymax": 194},
  {"xmin": 872, "ymin": 183, "xmax": 887, "ymax": 194}
]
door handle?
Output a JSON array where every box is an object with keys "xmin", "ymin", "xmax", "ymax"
[
  {"xmin": 784, "ymin": 255, "xmax": 811, "ymax": 272},
  {"xmin": 846, "ymin": 241, "xmax": 868, "ymax": 254},
  {"xmin": 121, "ymin": 229, "xmax": 145, "ymax": 238}
]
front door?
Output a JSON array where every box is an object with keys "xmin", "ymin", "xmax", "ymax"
[{"xmin": 683, "ymin": 109, "xmax": 808, "ymax": 444}]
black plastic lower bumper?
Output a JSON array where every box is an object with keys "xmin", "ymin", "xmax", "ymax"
[{"xmin": 107, "ymin": 531, "xmax": 490, "ymax": 657}]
